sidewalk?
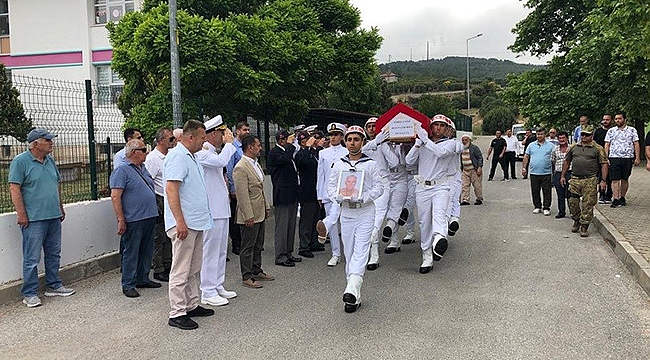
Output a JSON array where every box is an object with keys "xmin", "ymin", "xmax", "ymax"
[{"xmin": 593, "ymin": 162, "xmax": 650, "ymax": 295}]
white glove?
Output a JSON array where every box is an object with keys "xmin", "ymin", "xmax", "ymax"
[
  {"xmin": 374, "ymin": 130, "xmax": 387, "ymax": 144},
  {"xmin": 416, "ymin": 125, "xmax": 429, "ymax": 141},
  {"xmin": 335, "ymin": 194, "xmax": 345, "ymax": 204},
  {"xmin": 361, "ymin": 194, "xmax": 372, "ymax": 204},
  {"xmin": 350, "ymin": 195, "xmax": 361, "ymax": 204}
]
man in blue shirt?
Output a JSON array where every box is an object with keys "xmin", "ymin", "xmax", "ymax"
[
  {"xmin": 225, "ymin": 120, "xmax": 250, "ymax": 256},
  {"xmin": 164, "ymin": 120, "xmax": 215, "ymax": 330},
  {"xmin": 110, "ymin": 138, "xmax": 161, "ymax": 298},
  {"xmin": 522, "ymin": 128, "xmax": 555, "ymax": 215},
  {"xmin": 9, "ymin": 128, "xmax": 75, "ymax": 308}
]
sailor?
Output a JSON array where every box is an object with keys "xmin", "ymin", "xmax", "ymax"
[
  {"xmin": 316, "ymin": 123, "xmax": 348, "ymax": 267},
  {"xmin": 195, "ymin": 115, "xmax": 239, "ymax": 306},
  {"xmin": 361, "ymin": 117, "xmax": 391, "ymax": 270},
  {"xmin": 327, "ymin": 125, "xmax": 387, "ymax": 313},
  {"xmin": 401, "ymin": 143, "xmax": 418, "ymax": 244},
  {"xmin": 405, "ymin": 115, "xmax": 463, "ymax": 274},
  {"xmin": 381, "ymin": 138, "xmax": 409, "ymax": 255},
  {"xmin": 445, "ymin": 118, "xmax": 462, "ymax": 236}
]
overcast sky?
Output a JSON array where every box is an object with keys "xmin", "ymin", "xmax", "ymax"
[{"xmin": 350, "ymin": 0, "xmax": 553, "ymax": 65}]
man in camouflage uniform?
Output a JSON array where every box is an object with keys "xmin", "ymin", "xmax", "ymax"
[{"xmin": 560, "ymin": 125, "xmax": 608, "ymax": 237}]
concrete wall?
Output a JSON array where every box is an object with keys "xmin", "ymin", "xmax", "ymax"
[{"xmin": 0, "ymin": 198, "xmax": 119, "ymax": 285}]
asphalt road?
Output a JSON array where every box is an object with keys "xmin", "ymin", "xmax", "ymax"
[{"xmin": 1, "ymin": 136, "xmax": 649, "ymax": 359}]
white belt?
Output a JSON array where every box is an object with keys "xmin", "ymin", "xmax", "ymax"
[{"xmin": 415, "ymin": 174, "xmax": 455, "ymax": 187}]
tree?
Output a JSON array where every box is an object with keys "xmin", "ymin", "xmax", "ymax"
[
  {"xmin": 0, "ymin": 65, "xmax": 32, "ymax": 142},
  {"xmin": 482, "ymin": 106, "xmax": 516, "ymax": 135},
  {"xmin": 411, "ymin": 94, "xmax": 457, "ymax": 118},
  {"xmin": 109, "ymin": 0, "xmax": 384, "ymax": 136}
]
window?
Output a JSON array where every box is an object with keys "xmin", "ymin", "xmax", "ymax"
[
  {"xmin": 97, "ymin": 66, "xmax": 124, "ymax": 105},
  {"xmin": 94, "ymin": 0, "xmax": 134, "ymax": 25},
  {"xmin": 0, "ymin": 0, "xmax": 9, "ymax": 54}
]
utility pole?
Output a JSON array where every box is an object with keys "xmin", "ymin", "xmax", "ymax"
[
  {"xmin": 169, "ymin": 0, "xmax": 182, "ymax": 128},
  {"xmin": 426, "ymin": 41, "xmax": 429, "ymax": 61},
  {"xmin": 466, "ymin": 33, "xmax": 483, "ymax": 118}
]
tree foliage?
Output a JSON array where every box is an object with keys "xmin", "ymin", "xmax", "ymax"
[
  {"xmin": 109, "ymin": 0, "xmax": 385, "ymax": 137},
  {"xmin": 482, "ymin": 106, "xmax": 516, "ymax": 135},
  {"xmin": 506, "ymin": 0, "xmax": 650, "ymax": 135},
  {"xmin": 0, "ymin": 65, "xmax": 32, "ymax": 142},
  {"xmin": 410, "ymin": 94, "xmax": 457, "ymax": 118}
]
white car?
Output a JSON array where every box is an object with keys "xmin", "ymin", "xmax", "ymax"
[{"xmin": 516, "ymin": 130, "xmax": 535, "ymax": 161}]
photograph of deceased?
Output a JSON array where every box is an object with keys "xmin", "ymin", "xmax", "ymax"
[{"xmin": 338, "ymin": 170, "xmax": 364, "ymax": 199}]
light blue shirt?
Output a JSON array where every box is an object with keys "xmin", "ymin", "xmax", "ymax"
[
  {"xmin": 525, "ymin": 141, "xmax": 554, "ymax": 175},
  {"xmin": 225, "ymin": 138, "xmax": 243, "ymax": 194},
  {"xmin": 8, "ymin": 151, "xmax": 62, "ymax": 221},
  {"xmin": 109, "ymin": 163, "xmax": 158, "ymax": 222},
  {"xmin": 163, "ymin": 143, "xmax": 212, "ymax": 232}
]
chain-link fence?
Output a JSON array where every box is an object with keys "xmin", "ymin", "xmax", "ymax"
[{"xmin": 0, "ymin": 75, "xmax": 124, "ymax": 213}]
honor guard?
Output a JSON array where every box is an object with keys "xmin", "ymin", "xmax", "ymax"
[
  {"xmin": 445, "ymin": 118, "xmax": 462, "ymax": 236},
  {"xmin": 316, "ymin": 123, "xmax": 348, "ymax": 267},
  {"xmin": 405, "ymin": 115, "xmax": 463, "ymax": 274},
  {"xmin": 327, "ymin": 125, "xmax": 388, "ymax": 313}
]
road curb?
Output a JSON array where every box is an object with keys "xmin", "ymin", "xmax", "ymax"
[
  {"xmin": 593, "ymin": 208, "xmax": 650, "ymax": 297},
  {"xmin": 0, "ymin": 252, "xmax": 119, "ymax": 306}
]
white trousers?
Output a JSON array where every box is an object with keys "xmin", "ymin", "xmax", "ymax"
[
  {"xmin": 340, "ymin": 206, "xmax": 375, "ymax": 278},
  {"xmin": 385, "ymin": 180, "xmax": 408, "ymax": 223},
  {"xmin": 373, "ymin": 191, "xmax": 389, "ymax": 233},
  {"xmin": 448, "ymin": 174, "xmax": 462, "ymax": 220},
  {"xmin": 323, "ymin": 201, "xmax": 342, "ymax": 257},
  {"xmin": 416, "ymin": 184, "xmax": 451, "ymax": 251},
  {"xmin": 405, "ymin": 175, "xmax": 417, "ymax": 234},
  {"xmin": 200, "ymin": 218, "xmax": 229, "ymax": 298}
]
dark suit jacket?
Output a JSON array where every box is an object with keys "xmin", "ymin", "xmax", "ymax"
[
  {"xmin": 294, "ymin": 147, "xmax": 318, "ymax": 203},
  {"xmin": 267, "ymin": 144, "xmax": 299, "ymax": 206}
]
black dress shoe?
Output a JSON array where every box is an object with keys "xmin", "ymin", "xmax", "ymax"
[
  {"xmin": 122, "ymin": 288, "xmax": 140, "ymax": 298},
  {"xmin": 419, "ymin": 266, "xmax": 433, "ymax": 274},
  {"xmin": 136, "ymin": 281, "xmax": 162, "ymax": 289},
  {"xmin": 398, "ymin": 208, "xmax": 409, "ymax": 226},
  {"xmin": 309, "ymin": 245, "xmax": 325, "ymax": 252},
  {"xmin": 153, "ymin": 272, "xmax": 169, "ymax": 282},
  {"xmin": 343, "ymin": 292, "xmax": 357, "ymax": 304},
  {"xmin": 168, "ymin": 315, "xmax": 198, "ymax": 330},
  {"xmin": 384, "ymin": 247, "xmax": 400, "ymax": 254},
  {"xmin": 474, "ymin": 199, "xmax": 483, "ymax": 205},
  {"xmin": 344, "ymin": 303, "xmax": 359, "ymax": 313},
  {"xmin": 275, "ymin": 260, "xmax": 295, "ymax": 267},
  {"xmin": 366, "ymin": 263, "xmax": 378, "ymax": 271},
  {"xmin": 460, "ymin": 201, "xmax": 470, "ymax": 206},
  {"xmin": 555, "ymin": 214, "xmax": 565, "ymax": 219},
  {"xmin": 288, "ymin": 256, "xmax": 302, "ymax": 263},
  {"xmin": 187, "ymin": 305, "xmax": 214, "ymax": 317},
  {"xmin": 298, "ymin": 250, "xmax": 314, "ymax": 258},
  {"xmin": 381, "ymin": 226, "xmax": 392, "ymax": 243}
]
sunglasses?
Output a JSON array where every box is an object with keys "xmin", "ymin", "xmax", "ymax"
[
  {"xmin": 134, "ymin": 148, "xmax": 148, "ymax": 153},
  {"xmin": 580, "ymin": 132, "xmax": 592, "ymax": 137}
]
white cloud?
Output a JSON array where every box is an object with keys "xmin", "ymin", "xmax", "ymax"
[{"xmin": 349, "ymin": 0, "xmax": 553, "ymax": 65}]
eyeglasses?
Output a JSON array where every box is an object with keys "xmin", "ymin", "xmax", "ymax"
[{"xmin": 134, "ymin": 148, "xmax": 148, "ymax": 153}]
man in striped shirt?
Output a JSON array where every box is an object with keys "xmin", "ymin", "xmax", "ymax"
[
  {"xmin": 459, "ymin": 135, "xmax": 484, "ymax": 205},
  {"xmin": 550, "ymin": 131, "xmax": 571, "ymax": 218}
]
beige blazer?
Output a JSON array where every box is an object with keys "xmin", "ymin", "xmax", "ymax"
[{"xmin": 233, "ymin": 157, "xmax": 269, "ymax": 224}]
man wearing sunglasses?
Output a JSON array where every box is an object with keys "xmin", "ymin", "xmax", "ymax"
[
  {"xmin": 113, "ymin": 128, "xmax": 143, "ymax": 169},
  {"xmin": 560, "ymin": 125, "xmax": 608, "ymax": 237}
]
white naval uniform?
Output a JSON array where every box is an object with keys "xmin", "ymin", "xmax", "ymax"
[
  {"xmin": 327, "ymin": 154, "xmax": 387, "ymax": 303},
  {"xmin": 447, "ymin": 138, "xmax": 462, "ymax": 222},
  {"xmin": 404, "ymin": 162, "xmax": 418, "ymax": 240},
  {"xmin": 382, "ymin": 143, "xmax": 409, "ymax": 249},
  {"xmin": 317, "ymin": 144, "xmax": 348, "ymax": 257},
  {"xmin": 196, "ymin": 142, "xmax": 237, "ymax": 299},
  {"xmin": 361, "ymin": 138, "xmax": 391, "ymax": 266},
  {"xmin": 405, "ymin": 136, "xmax": 462, "ymax": 259}
]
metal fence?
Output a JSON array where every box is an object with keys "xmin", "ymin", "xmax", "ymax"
[{"xmin": 0, "ymin": 75, "xmax": 124, "ymax": 213}]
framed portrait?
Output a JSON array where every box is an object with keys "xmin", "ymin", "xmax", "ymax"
[{"xmin": 337, "ymin": 170, "xmax": 365, "ymax": 200}]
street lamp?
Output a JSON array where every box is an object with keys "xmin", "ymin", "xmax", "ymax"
[{"xmin": 466, "ymin": 33, "xmax": 483, "ymax": 122}]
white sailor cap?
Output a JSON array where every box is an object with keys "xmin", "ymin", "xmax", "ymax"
[
  {"xmin": 345, "ymin": 125, "xmax": 366, "ymax": 139},
  {"xmin": 430, "ymin": 114, "xmax": 449, "ymax": 126},
  {"xmin": 205, "ymin": 115, "xmax": 227, "ymax": 132},
  {"xmin": 305, "ymin": 125, "xmax": 318, "ymax": 133},
  {"xmin": 294, "ymin": 124, "xmax": 306, "ymax": 132},
  {"xmin": 447, "ymin": 118, "xmax": 456, "ymax": 130},
  {"xmin": 327, "ymin": 122, "xmax": 346, "ymax": 134}
]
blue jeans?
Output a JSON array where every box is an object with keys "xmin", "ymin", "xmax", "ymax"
[
  {"xmin": 21, "ymin": 219, "xmax": 63, "ymax": 297},
  {"xmin": 121, "ymin": 217, "xmax": 156, "ymax": 290},
  {"xmin": 553, "ymin": 171, "xmax": 571, "ymax": 216}
]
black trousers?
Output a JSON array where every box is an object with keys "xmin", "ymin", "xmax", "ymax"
[
  {"xmin": 504, "ymin": 151, "xmax": 517, "ymax": 179},
  {"xmin": 229, "ymin": 197, "xmax": 242, "ymax": 252},
  {"xmin": 488, "ymin": 155, "xmax": 507, "ymax": 179},
  {"xmin": 298, "ymin": 201, "xmax": 319, "ymax": 252},
  {"xmin": 530, "ymin": 174, "xmax": 553, "ymax": 210}
]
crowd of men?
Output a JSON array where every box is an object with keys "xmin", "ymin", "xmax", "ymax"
[
  {"xmin": 486, "ymin": 111, "xmax": 645, "ymax": 237},
  {"xmin": 10, "ymin": 109, "xmax": 650, "ymax": 328}
]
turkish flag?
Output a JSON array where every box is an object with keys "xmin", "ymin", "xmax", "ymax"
[{"xmin": 376, "ymin": 103, "xmax": 431, "ymax": 139}]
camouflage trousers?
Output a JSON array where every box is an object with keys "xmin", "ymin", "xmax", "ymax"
[{"xmin": 567, "ymin": 176, "xmax": 598, "ymax": 225}]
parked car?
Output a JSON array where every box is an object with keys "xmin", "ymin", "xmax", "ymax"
[{"xmin": 516, "ymin": 130, "xmax": 536, "ymax": 161}]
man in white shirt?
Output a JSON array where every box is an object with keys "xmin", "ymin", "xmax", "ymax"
[
  {"xmin": 503, "ymin": 129, "xmax": 518, "ymax": 180},
  {"xmin": 144, "ymin": 127, "xmax": 175, "ymax": 282}
]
